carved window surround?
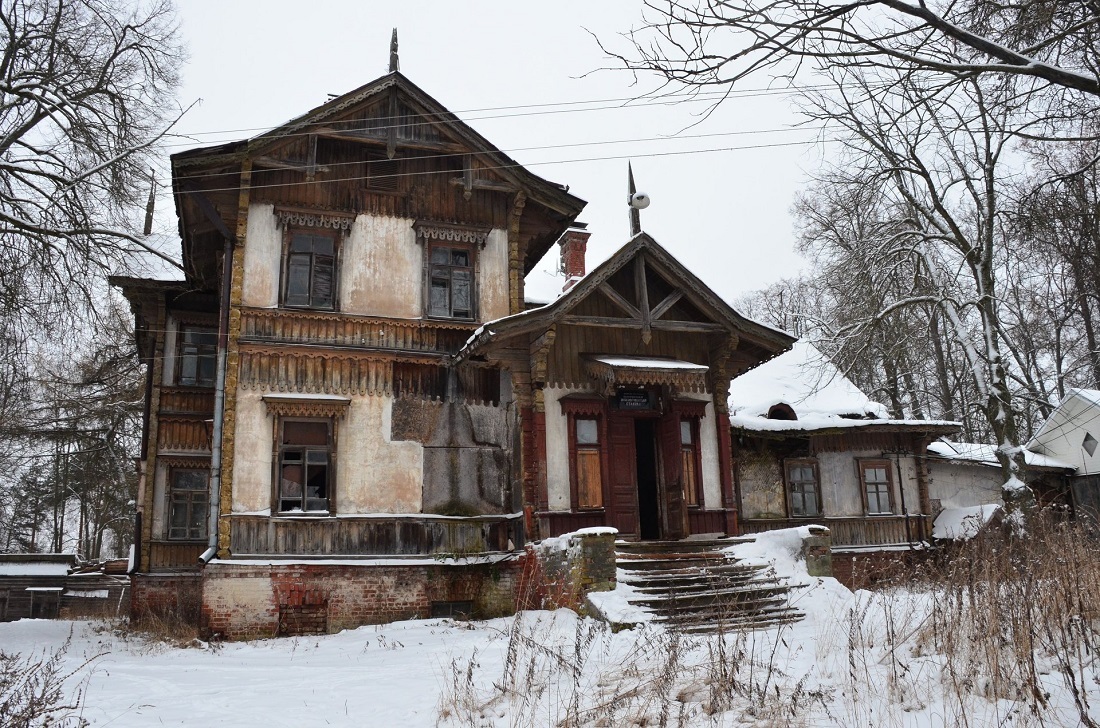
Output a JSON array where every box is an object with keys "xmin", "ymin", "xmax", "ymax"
[
  {"xmin": 274, "ymin": 206, "xmax": 357, "ymax": 232},
  {"xmin": 262, "ymin": 394, "xmax": 351, "ymax": 420},
  {"xmin": 413, "ymin": 220, "xmax": 490, "ymax": 248}
]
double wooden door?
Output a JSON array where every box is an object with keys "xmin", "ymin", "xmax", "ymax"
[{"xmin": 605, "ymin": 410, "xmax": 687, "ymax": 540}]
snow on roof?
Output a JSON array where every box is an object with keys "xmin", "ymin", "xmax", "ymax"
[
  {"xmin": 927, "ymin": 440, "xmax": 1075, "ymax": 471},
  {"xmin": 0, "ymin": 562, "xmax": 71, "ymax": 577},
  {"xmin": 932, "ymin": 504, "xmax": 1002, "ymax": 540},
  {"xmin": 728, "ymin": 339, "xmax": 889, "ymax": 420},
  {"xmin": 591, "ymin": 356, "xmax": 707, "ymax": 371},
  {"xmin": 729, "ymin": 415, "xmax": 958, "ymax": 433}
]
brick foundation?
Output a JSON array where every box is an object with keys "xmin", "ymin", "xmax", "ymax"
[
  {"xmin": 831, "ymin": 549, "xmax": 923, "ymax": 590},
  {"xmin": 131, "ymin": 572, "xmax": 203, "ymax": 626},
  {"xmin": 201, "ymin": 559, "xmax": 521, "ymax": 640}
]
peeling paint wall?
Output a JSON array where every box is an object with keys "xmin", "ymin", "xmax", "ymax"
[
  {"xmin": 927, "ymin": 461, "xmax": 1002, "ymax": 509},
  {"xmin": 737, "ymin": 450, "xmax": 786, "ymax": 519},
  {"xmin": 241, "ymin": 203, "xmax": 281, "ymax": 308},
  {"xmin": 341, "ymin": 216, "xmax": 421, "ymax": 318},
  {"xmin": 817, "ymin": 451, "xmax": 921, "ymax": 516},
  {"xmin": 543, "ymin": 385, "xmax": 587, "ymax": 511},
  {"xmin": 479, "ymin": 228, "xmax": 509, "ymax": 321},
  {"xmin": 230, "ymin": 389, "xmax": 424, "ymax": 515}
]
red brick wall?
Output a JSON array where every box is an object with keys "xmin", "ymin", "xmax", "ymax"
[
  {"xmin": 201, "ymin": 559, "xmax": 523, "ymax": 640},
  {"xmin": 131, "ymin": 573, "xmax": 203, "ymax": 626},
  {"xmin": 831, "ymin": 550, "xmax": 916, "ymax": 590}
]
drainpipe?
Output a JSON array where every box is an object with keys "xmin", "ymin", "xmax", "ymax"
[{"xmin": 200, "ymin": 235, "xmax": 234, "ymax": 563}]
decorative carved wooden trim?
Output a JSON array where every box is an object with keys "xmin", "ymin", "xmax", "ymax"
[
  {"xmin": 274, "ymin": 206, "xmax": 356, "ymax": 232},
  {"xmin": 262, "ymin": 395, "xmax": 351, "ymax": 420},
  {"xmin": 508, "ymin": 191, "xmax": 527, "ymax": 315},
  {"xmin": 240, "ymin": 351, "xmax": 395, "ymax": 395},
  {"xmin": 584, "ymin": 357, "xmax": 709, "ymax": 394},
  {"xmin": 529, "ymin": 326, "xmax": 556, "ymax": 386},
  {"xmin": 160, "ymin": 455, "xmax": 212, "ymax": 469},
  {"xmin": 558, "ymin": 396, "xmax": 607, "ymax": 417},
  {"xmin": 413, "ymin": 220, "xmax": 490, "ymax": 247},
  {"xmin": 670, "ymin": 400, "xmax": 708, "ymax": 418}
]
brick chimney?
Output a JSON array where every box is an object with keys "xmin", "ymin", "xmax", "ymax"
[{"xmin": 559, "ymin": 223, "xmax": 590, "ymax": 293}]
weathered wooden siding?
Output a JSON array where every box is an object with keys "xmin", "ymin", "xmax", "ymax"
[
  {"xmin": 229, "ymin": 514, "xmax": 523, "ymax": 556},
  {"xmin": 740, "ymin": 515, "xmax": 930, "ymax": 547}
]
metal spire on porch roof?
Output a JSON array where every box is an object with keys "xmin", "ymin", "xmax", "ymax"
[{"xmin": 389, "ymin": 28, "xmax": 399, "ymax": 72}]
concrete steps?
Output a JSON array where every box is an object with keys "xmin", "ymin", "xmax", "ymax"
[{"xmin": 615, "ymin": 538, "xmax": 802, "ymax": 634}]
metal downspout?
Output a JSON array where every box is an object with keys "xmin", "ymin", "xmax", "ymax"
[{"xmin": 200, "ymin": 235, "xmax": 234, "ymax": 563}]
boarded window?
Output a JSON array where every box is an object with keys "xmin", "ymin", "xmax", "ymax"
[
  {"xmin": 861, "ymin": 461, "xmax": 893, "ymax": 514},
  {"xmin": 178, "ymin": 327, "xmax": 217, "ymax": 387},
  {"xmin": 787, "ymin": 462, "xmax": 821, "ymax": 517},
  {"xmin": 284, "ymin": 232, "xmax": 336, "ymax": 309},
  {"xmin": 575, "ymin": 417, "xmax": 603, "ymax": 509},
  {"xmin": 427, "ymin": 243, "xmax": 475, "ymax": 319},
  {"xmin": 168, "ymin": 468, "xmax": 208, "ymax": 540},
  {"xmin": 680, "ymin": 419, "xmax": 702, "ymax": 506},
  {"xmin": 279, "ymin": 420, "xmax": 332, "ymax": 513}
]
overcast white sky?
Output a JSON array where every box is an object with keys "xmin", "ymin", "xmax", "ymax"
[{"xmin": 165, "ymin": 1, "xmax": 824, "ymax": 305}]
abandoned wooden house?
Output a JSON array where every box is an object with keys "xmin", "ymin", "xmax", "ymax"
[{"xmin": 113, "ymin": 43, "xmax": 797, "ymax": 638}]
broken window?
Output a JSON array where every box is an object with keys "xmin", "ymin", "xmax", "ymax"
[
  {"xmin": 178, "ymin": 326, "xmax": 217, "ymax": 387},
  {"xmin": 284, "ymin": 231, "xmax": 336, "ymax": 309},
  {"xmin": 427, "ymin": 242, "xmax": 474, "ymax": 319},
  {"xmin": 279, "ymin": 420, "xmax": 332, "ymax": 513},
  {"xmin": 860, "ymin": 460, "xmax": 894, "ymax": 515},
  {"xmin": 680, "ymin": 418, "xmax": 702, "ymax": 506},
  {"xmin": 168, "ymin": 468, "xmax": 208, "ymax": 540},
  {"xmin": 786, "ymin": 460, "xmax": 821, "ymax": 517},
  {"xmin": 1084, "ymin": 432, "xmax": 1098, "ymax": 457}
]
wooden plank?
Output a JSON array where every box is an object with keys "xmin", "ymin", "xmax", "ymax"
[
  {"xmin": 598, "ymin": 283, "xmax": 641, "ymax": 319},
  {"xmin": 650, "ymin": 290, "xmax": 683, "ymax": 321}
]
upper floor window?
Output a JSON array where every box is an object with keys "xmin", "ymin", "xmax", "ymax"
[
  {"xmin": 860, "ymin": 460, "xmax": 894, "ymax": 515},
  {"xmin": 786, "ymin": 460, "xmax": 821, "ymax": 517},
  {"xmin": 415, "ymin": 221, "xmax": 489, "ymax": 321},
  {"xmin": 428, "ymin": 242, "xmax": 474, "ymax": 319},
  {"xmin": 284, "ymin": 231, "xmax": 336, "ymax": 309},
  {"xmin": 178, "ymin": 326, "xmax": 217, "ymax": 387}
]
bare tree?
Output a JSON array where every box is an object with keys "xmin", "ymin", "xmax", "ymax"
[
  {"xmin": 0, "ymin": 0, "xmax": 185, "ymax": 339},
  {"xmin": 609, "ymin": 1, "xmax": 1100, "ymax": 102}
]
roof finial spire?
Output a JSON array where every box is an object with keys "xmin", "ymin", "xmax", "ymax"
[
  {"xmin": 389, "ymin": 28, "xmax": 400, "ymax": 73},
  {"xmin": 627, "ymin": 162, "xmax": 650, "ymax": 236}
]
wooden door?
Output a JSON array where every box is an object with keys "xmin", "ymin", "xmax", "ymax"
[
  {"xmin": 607, "ymin": 413, "xmax": 639, "ymax": 537},
  {"xmin": 659, "ymin": 411, "xmax": 687, "ymax": 539}
]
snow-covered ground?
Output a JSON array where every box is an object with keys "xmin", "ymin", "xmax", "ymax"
[{"xmin": 4, "ymin": 529, "xmax": 1099, "ymax": 726}]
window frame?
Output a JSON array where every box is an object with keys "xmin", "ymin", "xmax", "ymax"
[
  {"xmin": 275, "ymin": 417, "xmax": 337, "ymax": 515},
  {"xmin": 425, "ymin": 239, "xmax": 477, "ymax": 321},
  {"xmin": 680, "ymin": 417, "xmax": 704, "ymax": 508},
  {"xmin": 858, "ymin": 459, "xmax": 896, "ymax": 516},
  {"xmin": 166, "ymin": 466, "xmax": 209, "ymax": 541},
  {"xmin": 561, "ymin": 398, "xmax": 609, "ymax": 512},
  {"xmin": 785, "ymin": 458, "xmax": 822, "ymax": 518},
  {"xmin": 280, "ymin": 226, "xmax": 341, "ymax": 311},
  {"xmin": 176, "ymin": 325, "xmax": 218, "ymax": 388}
]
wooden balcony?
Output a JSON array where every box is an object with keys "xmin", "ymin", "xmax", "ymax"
[
  {"xmin": 228, "ymin": 513, "xmax": 524, "ymax": 557},
  {"xmin": 159, "ymin": 387, "xmax": 215, "ymax": 415},
  {"xmin": 739, "ymin": 515, "xmax": 932, "ymax": 548},
  {"xmin": 238, "ymin": 307, "xmax": 475, "ymax": 355}
]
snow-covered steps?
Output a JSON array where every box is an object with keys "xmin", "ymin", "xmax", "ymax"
[{"xmin": 613, "ymin": 538, "xmax": 803, "ymax": 634}]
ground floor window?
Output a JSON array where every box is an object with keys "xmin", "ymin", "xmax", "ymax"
[
  {"xmin": 168, "ymin": 468, "xmax": 208, "ymax": 540},
  {"xmin": 680, "ymin": 418, "xmax": 702, "ymax": 506},
  {"xmin": 860, "ymin": 460, "xmax": 894, "ymax": 515},
  {"xmin": 278, "ymin": 419, "xmax": 333, "ymax": 513},
  {"xmin": 786, "ymin": 460, "xmax": 821, "ymax": 517}
]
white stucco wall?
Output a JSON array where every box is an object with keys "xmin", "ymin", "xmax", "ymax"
[
  {"xmin": 341, "ymin": 216, "xmax": 421, "ymax": 318},
  {"xmin": 230, "ymin": 389, "xmax": 424, "ymax": 514},
  {"xmin": 241, "ymin": 203, "xmax": 281, "ymax": 308},
  {"xmin": 816, "ymin": 451, "xmax": 921, "ymax": 516},
  {"xmin": 1031, "ymin": 396, "xmax": 1100, "ymax": 475},
  {"xmin": 681, "ymin": 393, "xmax": 722, "ymax": 509},
  {"xmin": 479, "ymin": 228, "xmax": 510, "ymax": 321},
  {"xmin": 927, "ymin": 461, "xmax": 1003, "ymax": 509},
  {"xmin": 543, "ymin": 385, "xmax": 583, "ymax": 511}
]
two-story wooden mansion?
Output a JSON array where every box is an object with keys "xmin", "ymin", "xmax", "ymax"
[{"xmin": 114, "ymin": 52, "xmax": 803, "ymax": 637}]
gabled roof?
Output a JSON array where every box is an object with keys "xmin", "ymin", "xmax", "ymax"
[
  {"xmin": 172, "ymin": 71, "xmax": 585, "ymax": 272},
  {"xmin": 455, "ymin": 232, "xmax": 795, "ymax": 361},
  {"xmin": 1028, "ymin": 388, "xmax": 1100, "ymax": 449}
]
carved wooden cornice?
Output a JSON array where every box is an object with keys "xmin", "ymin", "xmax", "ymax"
[
  {"xmin": 584, "ymin": 357, "xmax": 709, "ymax": 395},
  {"xmin": 262, "ymin": 394, "xmax": 351, "ymax": 420},
  {"xmin": 159, "ymin": 455, "xmax": 212, "ymax": 470},
  {"xmin": 413, "ymin": 220, "xmax": 491, "ymax": 247},
  {"xmin": 558, "ymin": 396, "xmax": 607, "ymax": 417},
  {"xmin": 274, "ymin": 206, "xmax": 356, "ymax": 232},
  {"xmin": 240, "ymin": 351, "xmax": 397, "ymax": 396}
]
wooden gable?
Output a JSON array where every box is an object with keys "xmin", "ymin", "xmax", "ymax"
[{"xmin": 171, "ymin": 72, "xmax": 585, "ymax": 292}]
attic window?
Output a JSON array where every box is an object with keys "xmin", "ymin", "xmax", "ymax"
[
  {"xmin": 767, "ymin": 404, "xmax": 797, "ymax": 421},
  {"xmin": 1084, "ymin": 432, "xmax": 1098, "ymax": 457},
  {"xmin": 366, "ymin": 156, "xmax": 400, "ymax": 192}
]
